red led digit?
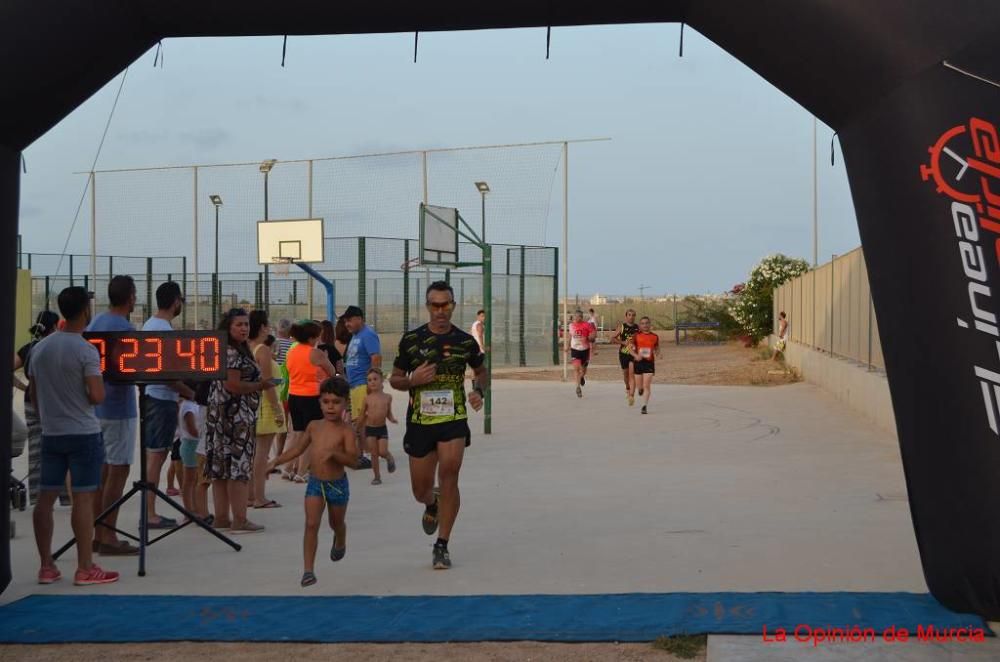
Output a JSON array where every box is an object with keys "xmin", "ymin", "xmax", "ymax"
[
  {"xmin": 176, "ymin": 338, "xmax": 197, "ymax": 370},
  {"xmin": 89, "ymin": 338, "xmax": 106, "ymax": 373},
  {"xmin": 144, "ymin": 337, "xmax": 163, "ymax": 372},
  {"xmin": 119, "ymin": 338, "xmax": 139, "ymax": 373},
  {"xmin": 200, "ymin": 337, "xmax": 220, "ymax": 372}
]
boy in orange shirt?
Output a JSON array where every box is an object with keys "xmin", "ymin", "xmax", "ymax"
[{"xmin": 629, "ymin": 316, "xmax": 661, "ymax": 415}]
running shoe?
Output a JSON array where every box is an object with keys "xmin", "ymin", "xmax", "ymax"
[
  {"xmin": 74, "ymin": 564, "xmax": 120, "ymax": 586},
  {"xmin": 357, "ymin": 455, "xmax": 373, "ymax": 470},
  {"xmin": 641, "ymin": 405, "xmax": 648, "ymax": 415},
  {"xmin": 432, "ymin": 543, "xmax": 452, "ymax": 570},
  {"xmin": 37, "ymin": 565, "xmax": 61, "ymax": 584},
  {"xmin": 576, "ymin": 385, "xmax": 582, "ymax": 398},
  {"xmin": 301, "ymin": 571, "xmax": 317, "ymax": 587},
  {"xmin": 422, "ymin": 488, "xmax": 440, "ymax": 535},
  {"xmin": 331, "ymin": 537, "xmax": 346, "ymax": 562},
  {"xmin": 386, "ymin": 455, "xmax": 397, "ymax": 473},
  {"xmin": 628, "ymin": 394, "xmax": 635, "ymax": 407},
  {"xmin": 580, "ymin": 376, "xmax": 586, "ymax": 387},
  {"xmin": 371, "ymin": 478, "xmax": 382, "ymax": 486}
]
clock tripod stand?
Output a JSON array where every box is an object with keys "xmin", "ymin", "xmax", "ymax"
[{"xmin": 53, "ymin": 382, "xmax": 240, "ymax": 576}]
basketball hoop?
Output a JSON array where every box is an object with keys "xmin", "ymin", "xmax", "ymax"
[
  {"xmin": 272, "ymin": 257, "xmax": 294, "ymax": 276},
  {"xmin": 400, "ymin": 257, "xmax": 421, "ymax": 273}
]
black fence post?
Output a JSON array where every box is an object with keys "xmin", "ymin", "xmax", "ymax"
[
  {"xmin": 519, "ymin": 245, "xmax": 526, "ymax": 366},
  {"xmin": 358, "ymin": 237, "xmax": 366, "ymax": 312},
  {"xmin": 181, "ymin": 257, "xmax": 187, "ymax": 329},
  {"xmin": 145, "ymin": 257, "xmax": 153, "ymax": 319},
  {"xmin": 551, "ymin": 247, "xmax": 559, "ymax": 365},
  {"xmin": 403, "ymin": 240, "xmax": 410, "ymax": 331},
  {"xmin": 44, "ymin": 276, "xmax": 50, "ymax": 310}
]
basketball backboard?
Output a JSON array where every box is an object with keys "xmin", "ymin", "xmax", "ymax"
[
  {"xmin": 257, "ymin": 218, "xmax": 325, "ymax": 265},
  {"xmin": 420, "ymin": 204, "xmax": 459, "ymax": 266}
]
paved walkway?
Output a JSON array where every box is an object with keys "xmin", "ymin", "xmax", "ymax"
[{"xmin": 4, "ymin": 380, "xmax": 922, "ymax": 603}]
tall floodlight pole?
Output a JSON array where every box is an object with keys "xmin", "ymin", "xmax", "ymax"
[
  {"xmin": 562, "ymin": 142, "xmax": 569, "ymax": 381},
  {"xmin": 209, "ymin": 194, "xmax": 223, "ymax": 327},
  {"xmin": 812, "ymin": 117, "xmax": 818, "ymax": 267},
  {"xmin": 260, "ymin": 159, "xmax": 276, "ymax": 308}
]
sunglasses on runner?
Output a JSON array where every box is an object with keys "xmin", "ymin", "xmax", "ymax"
[{"xmin": 426, "ymin": 300, "xmax": 455, "ymax": 312}]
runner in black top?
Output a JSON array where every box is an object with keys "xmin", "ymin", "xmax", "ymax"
[
  {"xmin": 613, "ymin": 309, "xmax": 640, "ymax": 407},
  {"xmin": 390, "ymin": 281, "xmax": 487, "ymax": 570}
]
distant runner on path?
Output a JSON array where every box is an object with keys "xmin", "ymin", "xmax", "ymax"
[
  {"xmin": 390, "ymin": 281, "xmax": 487, "ymax": 570},
  {"xmin": 567, "ymin": 309, "xmax": 596, "ymax": 398},
  {"xmin": 613, "ymin": 309, "xmax": 639, "ymax": 407},
  {"xmin": 630, "ymin": 316, "xmax": 661, "ymax": 415}
]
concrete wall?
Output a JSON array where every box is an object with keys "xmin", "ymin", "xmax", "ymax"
[{"xmin": 775, "ymin": 336, "xmax": 897, "ymax": 439}]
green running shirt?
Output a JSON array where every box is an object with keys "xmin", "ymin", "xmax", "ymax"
[{"xmin": 394, "ymin": 324, "xmax": 485, "ymax": 425}]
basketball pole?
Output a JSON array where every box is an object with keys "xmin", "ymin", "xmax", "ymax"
[{"xmin": 561, "ymin": 141, "xmax": 569, "ymax": 381}]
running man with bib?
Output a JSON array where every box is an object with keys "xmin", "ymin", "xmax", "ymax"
[
  {"xmin": 390, "ymin": 281, "xmax": 487, "ymax": 570},
  {"xmin": 613, "ymin": 309, "xmax": 639, "ymax": 407},
  {"xmin": 567, "ymin": 309, "xmax": 596, "ymax": 398},
  {"xmin": 630, "ymin": 316, "xmax": 662, "ymax": 415}
]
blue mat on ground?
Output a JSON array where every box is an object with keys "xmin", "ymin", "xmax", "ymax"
[{"xmin": 0, "ymin": 592, "xmax": 986, "ymax": 643}]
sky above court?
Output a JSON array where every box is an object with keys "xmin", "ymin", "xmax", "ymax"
[{"xmin": 18, "ymin": 25, "xmax": 861, "ymax": 296}]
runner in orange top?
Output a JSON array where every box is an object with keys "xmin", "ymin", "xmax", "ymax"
[
  {"xmin": 629, "ymin": 316, "xmax": 661, "ymax": 415},
  {"xmin": 567, "ymin": 309, "xmax": 596, "ymax": 398}
]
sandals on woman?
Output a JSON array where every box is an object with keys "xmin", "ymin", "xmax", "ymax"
[{"xmin": 253, "ymin": 499, "xmax": 282, "ymax": 509}]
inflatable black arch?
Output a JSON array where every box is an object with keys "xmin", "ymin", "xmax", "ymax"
[{"xmin": 3, "ymin": 0, "xmax": 1000, "ymax": 617}]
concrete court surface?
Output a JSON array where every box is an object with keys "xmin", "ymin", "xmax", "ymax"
[{"xmin": 4, "ymin": 379, "xmax": 926, "ymax": 604}]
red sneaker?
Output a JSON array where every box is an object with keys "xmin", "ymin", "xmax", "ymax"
[
  {"xmin": 74, "ymin": 564, "xmax": 120, "ymax": 586},
  {"xmin": 37, "ymin": 566, "xmax": 62, "ymax": 584}
]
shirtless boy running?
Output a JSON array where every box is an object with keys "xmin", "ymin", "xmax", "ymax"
[
  {"xmin": 269, "ymin": 376, "xmax": 358, "ymax": 587},
  {"xmin": 360, "ymin": 368, "xmax": 398, "ymax": 485}
]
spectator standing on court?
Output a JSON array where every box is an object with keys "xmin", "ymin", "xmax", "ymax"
[
  {"xmin": 273, "ymin": 319, "xmax": 294, "ymax": 365},
  {"xmin": 318, "ymin": 320, "xmax": 345, "ymax": 376},
  {"xmin": 470, "ymin": 309, "xmax": 486, "ymax": 354},
  {"xmin": 249, "ymin": 310, "xmax": 285, "ymax": 509},
  {"xmin": 342, "ymin": 305, "xmax": 380, "ymax": 468},
  {"xmin": 271, "ymin": 318, "xmax": 294, "ymax": 462},
  {"xmin": 86, "ymin": 275, "xmax": 140, "ymax": 555},
  {"xmin": 30, "ymin": 286, "xmax": 119, "ymax": 585},
  {"xmin": 13, "ymin": 310, "xmax": 60, "ymax": 504},
  {"xmin": 142, "ymin": 282, "xmax": 195, "ymax": 529},
  {"xmin": 203, "ymin": 308, "xmax": 277, "ymax": 534}
]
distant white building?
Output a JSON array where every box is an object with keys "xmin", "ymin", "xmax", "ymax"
[{"xmin": 589, "ymin": 293, "xmax": 608, "ymax": 305}]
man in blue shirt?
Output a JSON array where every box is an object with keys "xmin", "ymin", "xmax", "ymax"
[
  {"xmin": 141, "ymin": 282, "xmax": 195, "ymax": 529},
  {"xmin": 342, "ymin": 305, "xmax": 380, "ymax": 468},
  {"xmin": 86, "ymin": 276, "xmax": 140, "ymax": 555}
]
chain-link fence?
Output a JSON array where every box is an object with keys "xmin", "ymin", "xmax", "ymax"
[
  {"xmin": 24, "ymin": 240, "xmax": 559, "ymax": 369},
  {"xmin": 773, "ymin": 247, "xmax": 885, "ymax": 371}
]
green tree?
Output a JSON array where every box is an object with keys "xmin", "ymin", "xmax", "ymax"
[{"xmin": 730, "ymin": 253, "xmax": 809, "ymax": 344}]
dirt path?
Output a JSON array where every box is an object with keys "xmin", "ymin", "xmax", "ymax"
[
  {"xmin": 495, "ymin": 337, "xmax": 796, "ymax": 387},
  {"xmin": 0, "ymin": 642, "xmax": 703, "ymax": 661}
]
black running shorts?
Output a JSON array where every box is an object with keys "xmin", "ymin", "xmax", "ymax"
[
  {"xmin": 288, "ymin": 394, "xmax": 323, "ymax": 432},
  {"xmin": 634, "ymin": 359, "xmax": 655, "ymax": 375},
  {"xmin": 618, "ymin": 353, "xmax": 633, "ymax": 370},
  {"xmin": 570, "ymin": 348, "xmax": 590, "ymax": 366},
  {"xmin": 403, "ymin": 419, "xmax": 471, "ymax": 459}
]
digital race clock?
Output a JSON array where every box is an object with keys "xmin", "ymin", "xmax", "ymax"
[{"xmin": 83, "ymin": 331, "xmax": 228, "ymax": 382}]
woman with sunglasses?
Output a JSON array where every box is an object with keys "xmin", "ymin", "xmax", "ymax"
[{"xmin": 203, "ymin": 308, "xmax": 277, "ymax": 534}]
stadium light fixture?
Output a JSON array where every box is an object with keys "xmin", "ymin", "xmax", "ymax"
[
  {"xmin": 475, "ymin": 181, "xmax": 490, "ymax": 243},
  {"xmin": 259, "ymin": 159, "xmax": 277, "ymax": 173},
  {"xmin": 209, "ymin": 194, "xmax": 223, "ymax": 207}
]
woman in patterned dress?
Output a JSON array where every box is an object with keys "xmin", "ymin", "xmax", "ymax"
[{"xmin": 204, "ymin": 308, "xmax": 277, "ymax": 534}]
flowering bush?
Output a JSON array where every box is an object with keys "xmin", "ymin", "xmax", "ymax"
[{"xmin": 730, "ymin": 254, "xmax": 809, "ymax": 345}]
